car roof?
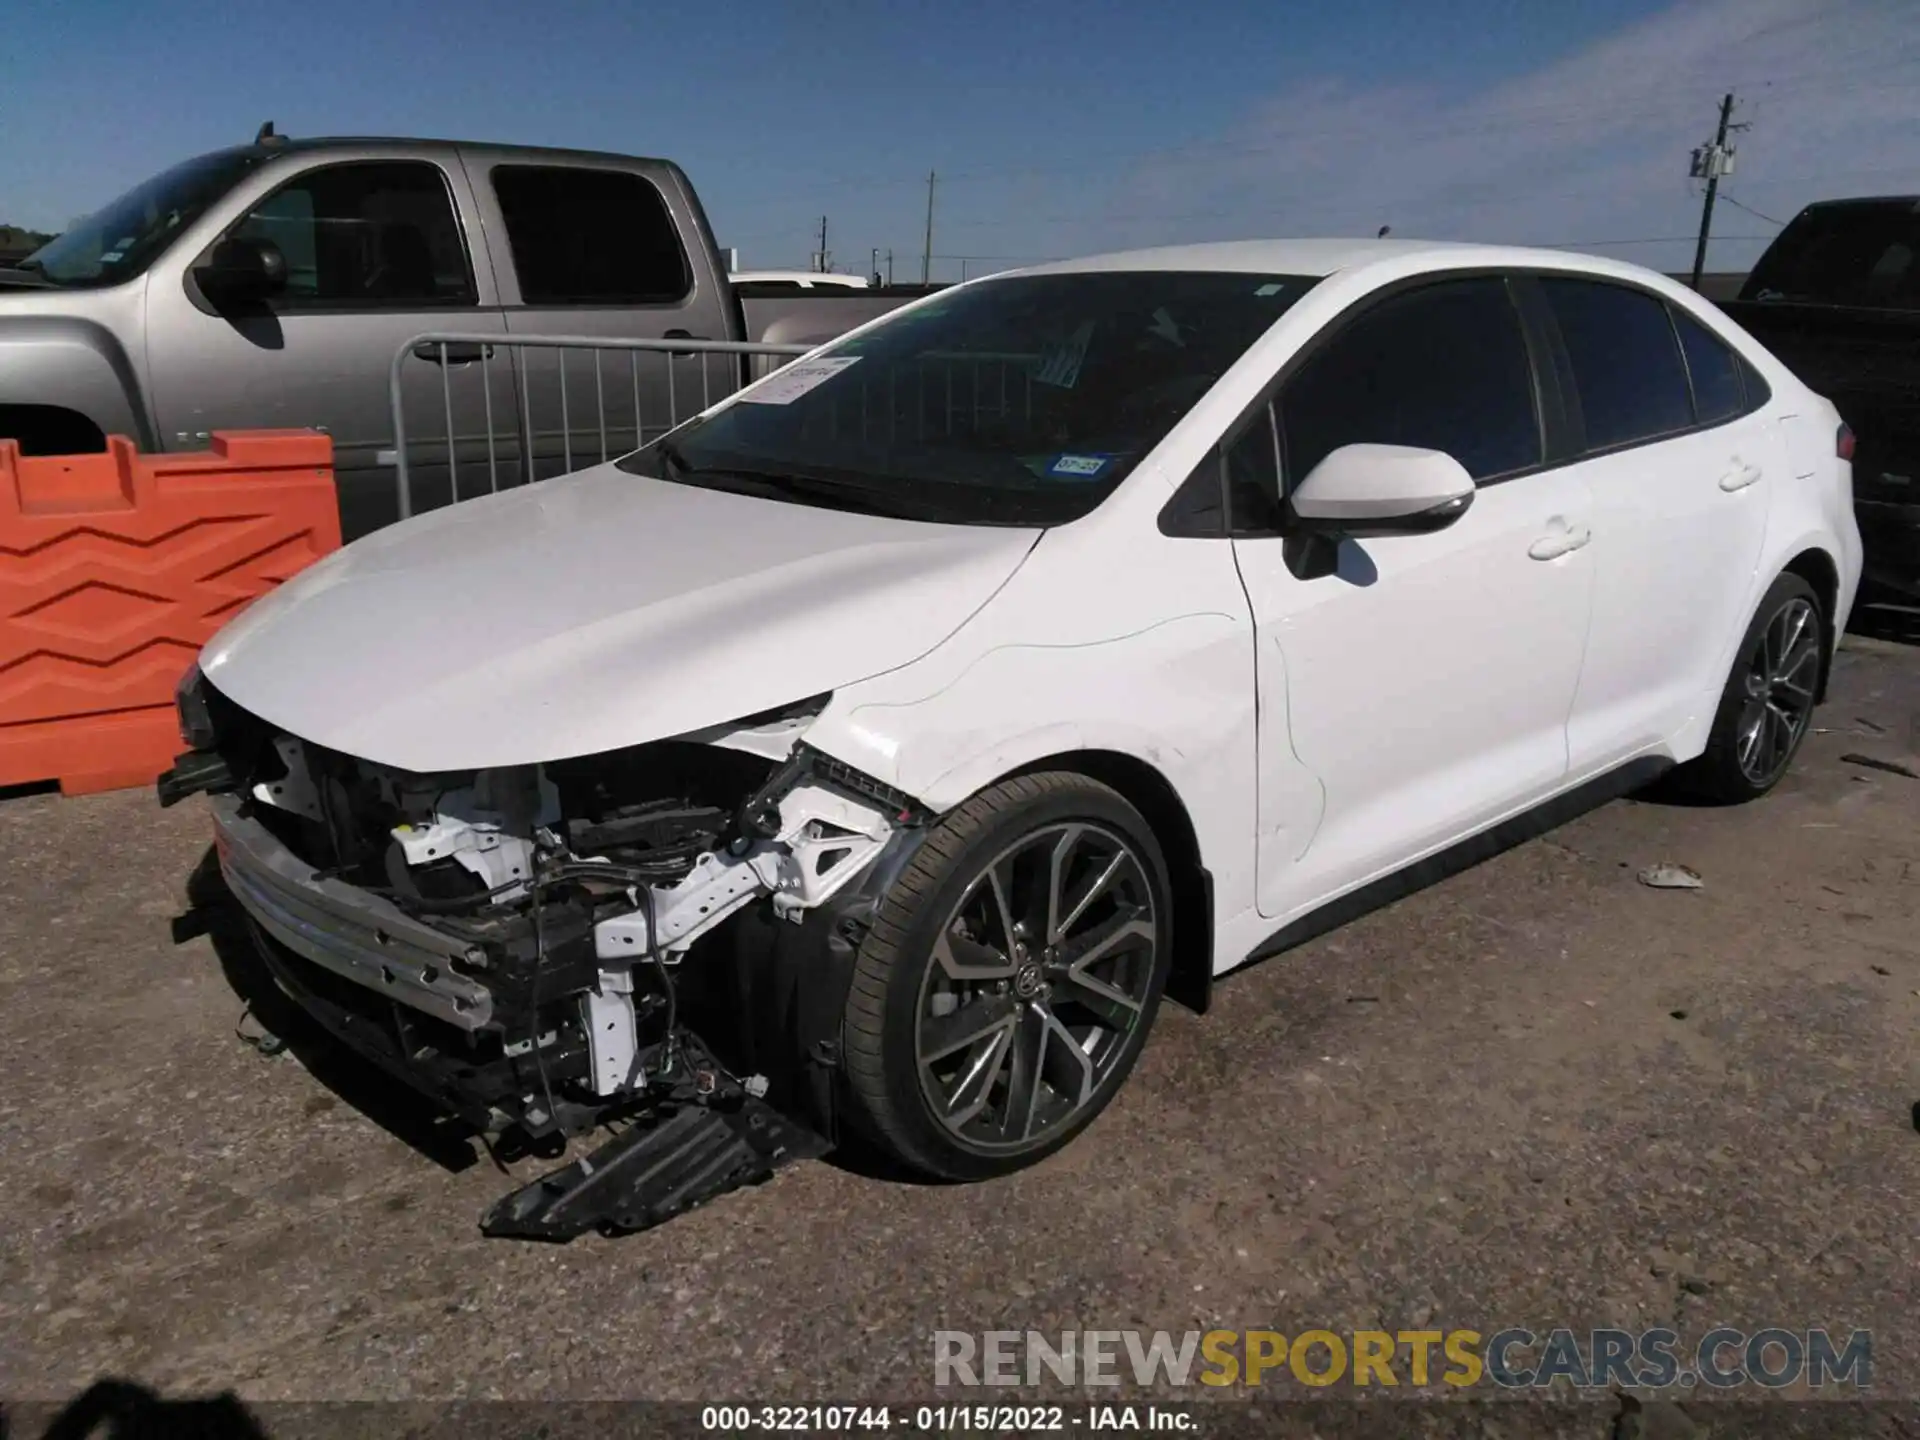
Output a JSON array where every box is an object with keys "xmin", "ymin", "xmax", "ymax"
[
  {"xmin": 206, "ymin": 136, "xmax": 680, "ymax": 169},
  {"xmin": 1009, "ymin": 237, "xmax": 1671, "ymax": 284}
]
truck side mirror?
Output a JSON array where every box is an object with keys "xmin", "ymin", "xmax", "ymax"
[{"xmin": 196, "ymin": 236, "xmax": 288, "ymax": 306}]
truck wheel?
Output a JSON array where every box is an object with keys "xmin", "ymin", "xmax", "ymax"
[
  {"xmin": 1679, "ymin": 572, "xmax": 1825, "ymax": 803},
  {"xmin": 840, "ymin": 772, "xmax": 1172, "ymax": 1181}
]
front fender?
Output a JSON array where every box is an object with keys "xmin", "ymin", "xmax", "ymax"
[
  {"xmin": 805, "ymin": 611, "xmax": 1260, "ymax": 923},
  {"xmin": 0, "ymin": 312, "xmax": 153, "ymax": 448}
]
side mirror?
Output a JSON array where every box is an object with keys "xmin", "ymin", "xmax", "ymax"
[
  {"xmin": 195, "ymin": 236, "xmax": 287, "ymax": 305},
  {"xmin": 1286, "ymin": 443, "xmax": 1475, "ymax": 538}
]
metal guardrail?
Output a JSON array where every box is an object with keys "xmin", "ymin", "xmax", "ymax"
[{"xmin": 389, "ymin": 333, "xmax": 812, "ymax": 520}]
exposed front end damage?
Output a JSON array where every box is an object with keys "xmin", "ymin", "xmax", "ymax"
[{"xmin": 161, "ymin": 669, "xmax": 927, "ymax": 1240}]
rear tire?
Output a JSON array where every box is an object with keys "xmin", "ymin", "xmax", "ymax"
[
  {"xmin": 839, "ymin": 772, "xmax": 1172, "ymax": 1181},
  {"xmin": 1677, "ymin": 572, "xmax": 1824, "ymax": 803}
]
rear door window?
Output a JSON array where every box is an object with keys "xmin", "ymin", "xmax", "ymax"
[
  {"xmin": 1278, "ymin": 277, "xmax": 1541, "ymax": 483},
  {"xmin": 492, "ymin": 165, "xmax": 691, "ymax": 306},
  {"xmin": 1671, "ymin": 308, "xmax": 1746, "ymax": 425},
  {"xmin": 1538, "ymin": 278, "xmax": 1693, "ymax": 450}
]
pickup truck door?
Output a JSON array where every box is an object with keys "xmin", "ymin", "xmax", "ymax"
[
  {"xmin": 144, "ymin": 150, "xmax": 512, "ymax": 541},
  {"xmin": 460, "ymin": 151, "xmax": 738, "ymax": 480}
]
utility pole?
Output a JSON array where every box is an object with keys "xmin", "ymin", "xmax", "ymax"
[
  {"xmin": 885, "ymin": 248, "xmax": 894, "ymax": 286},
  {"xmin": 1688, "ymin": 92, "xmax": 1740, "ymax": 291},
  {"xmin": 815, "ymin": 215, "xmax": 830, "ymax": 273},
  {"xmin": 921, "ymin": 170, "xmax": 936, "ymax": 285}
]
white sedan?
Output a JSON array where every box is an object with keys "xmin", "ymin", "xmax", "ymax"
[{"xmin": 168, "ymin": 239, "xmax": 1862, "ymax": 1234}]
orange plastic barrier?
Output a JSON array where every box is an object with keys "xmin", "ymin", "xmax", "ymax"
[{"xmin": 0, "ymin": 431, "xmax": 340, "ymax": 796}]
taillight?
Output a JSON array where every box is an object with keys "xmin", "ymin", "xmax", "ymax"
[{"xmin": 1836, "ymin": 423, "xmax": 1856, "ymax": 461}]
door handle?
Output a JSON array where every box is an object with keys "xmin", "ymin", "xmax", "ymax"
[
  {"xmin": 662, "ymin": 328, "xmax": 708, "ymax": 359},
  {"xmin": 1719, "ymin": 460, "xmax": 1763, "ymax": 492},
  {"xmin": 1528, "ymin": 522, "xmax": 1591, "ymax": 561},
  {"xmin": 412, "ymin": 341, "xmax": 493, "ymax": 365}
]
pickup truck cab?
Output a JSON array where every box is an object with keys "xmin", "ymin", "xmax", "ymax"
[
  {"xmin": 0, "ymin": 136, "xmax": 923, "ymax": 538},
  {"xmin": 1720, "ymin": 195, "xmax": 1920, "ymax": 598}
]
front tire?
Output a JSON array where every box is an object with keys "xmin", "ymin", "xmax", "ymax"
[
  {"xmin": 840, "ymin": 772, "xmax": 1172, "ymax": 1181},
  {"xmin": 1679, "ymin": 572, "xmax": 1825, "ymax": 803}
]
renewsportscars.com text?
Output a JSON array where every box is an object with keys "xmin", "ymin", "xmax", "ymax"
[{"xmin": 933, "ymin": 1328, "xmax": 1872, "ymax": 1390}]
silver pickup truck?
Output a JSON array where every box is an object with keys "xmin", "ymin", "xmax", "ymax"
[{"xmin": 0, "ymin": 133, "xmax": 930, "ymax": 537}]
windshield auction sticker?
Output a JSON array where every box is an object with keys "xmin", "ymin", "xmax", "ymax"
[
  {"xmin": 1033, "ymin": 321, "xmax": 1094, "ymax": 389},
  {"xmin": 739, "ymin": 356, "xmax": 862, "ymax": 405}
]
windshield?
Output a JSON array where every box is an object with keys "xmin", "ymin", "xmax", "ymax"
[
  {"xmin": 620, "ymin": 269, "xmax": 1319, "ymax": 525},
  {"xmin": 1741, "ymin": 200, "xmax": 1920, "ymax": 309},
  {"xmin": 19, "ymin": 148, "xmax": 265, "ymax": 287}
]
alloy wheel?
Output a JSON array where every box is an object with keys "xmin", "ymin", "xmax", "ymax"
[
  {"xmin": 1735, "ymin": 595, "xmax": 1819, "ymax": 785},
  {"xmin": 913, "ymin": 822, "xmax": 1158, "ymax": 1154}
]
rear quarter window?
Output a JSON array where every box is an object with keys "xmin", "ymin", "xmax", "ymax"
[{"xmin": 1670, "ymin": 308, "xmax": 1746, "ymax": 425}]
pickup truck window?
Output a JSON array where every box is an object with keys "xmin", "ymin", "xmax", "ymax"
[
  {"xmin": 231, "ymin": 161, "xmax": 474, "ymax": 307},
  {"xmin": 492, "ymin": 165, "xmax": 691, "ymax": 306},
  {"xmin": 21, "ymin": 148, "xmax": 263, "ymax": 288},
  {"xmin": 623, "ymin": 270, "xmax": 1317, "ymax": 526},
  {"xmin": 1742, "ymin": 201, "xmax": 1920, "ymax": 309}
]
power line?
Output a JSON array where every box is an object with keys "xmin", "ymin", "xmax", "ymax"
[{"xmin": 1719, "ymin": 193, "xmax": 1787, "ymax": 226}]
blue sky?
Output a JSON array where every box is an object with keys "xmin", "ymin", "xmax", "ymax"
[{"xmin": 3, "ymin": 0, "xmax": 1916, "ymax": 279}]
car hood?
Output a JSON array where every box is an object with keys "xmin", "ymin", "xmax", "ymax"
[{"xmin": 201, "ymin": 464, "xmax": 1041, "ymax": 772}]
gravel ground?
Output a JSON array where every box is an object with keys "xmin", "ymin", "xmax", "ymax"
[{"xmin": 0, "ymin": 623, "xmax": 1915, "ymax": 1432}]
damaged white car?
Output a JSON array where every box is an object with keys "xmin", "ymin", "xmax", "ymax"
[{"xmin": 161, "ymin": 240, "xmax": 1860, "ymax": 1239}]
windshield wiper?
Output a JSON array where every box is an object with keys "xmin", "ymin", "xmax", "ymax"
[
  {"xmin": 656, "ymin": 445, "xmax": 944, "ymax": 521},
  {"xmin": 0, "ymin": 261, "xmax": 56, "ymax": 288}
]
